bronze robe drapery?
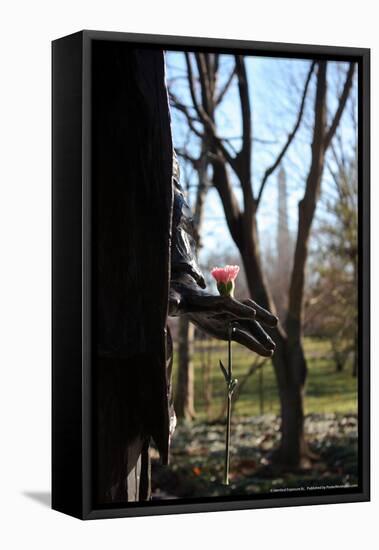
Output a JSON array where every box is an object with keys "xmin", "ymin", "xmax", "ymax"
[
  {"xmin": 93, "ymin": 41, "xmax": 206, "ymax": 505},
  {"xmin": 93, "ymin": 43, "xmax": 173, "ymax": 504}
]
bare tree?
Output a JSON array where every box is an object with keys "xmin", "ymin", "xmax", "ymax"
[
  {"xmin": 305, "ymin": 114, "xmax": 358, "ymax": 375},
  {"xmin": 170, "ymin": 53, "xmax": 354, "ymax": 467}
]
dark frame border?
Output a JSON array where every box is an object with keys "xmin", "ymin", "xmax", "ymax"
[{"xmin": 53, "ymin": 30, "xmax": 370, "ymax": 520}]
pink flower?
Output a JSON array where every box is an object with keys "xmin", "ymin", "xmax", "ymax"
[{"xmin": 211, "ymin": 265, "xmax": 240, "ymax": 297}]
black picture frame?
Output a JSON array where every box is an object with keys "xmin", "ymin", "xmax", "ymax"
[{"xmin": 52, "ymin": 30, "xmax": 370, "ymax": 520}]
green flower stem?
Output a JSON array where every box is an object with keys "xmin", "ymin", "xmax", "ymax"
[
  {"xmin": 217, "ymin": 280, "xmax": 235, "ymax": 297},
  {"xmin": 223, "ymin": 322, "xmax": 236, "ymax": 486}
]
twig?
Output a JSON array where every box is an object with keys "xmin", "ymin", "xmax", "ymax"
[{"xmin": 256, "ymin": 61, "xmax": 315, "ymax": 207}]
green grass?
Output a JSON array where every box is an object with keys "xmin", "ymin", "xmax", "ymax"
[{"xmin": 172, "ymin": 337, "xmax": 358, "ymax": 420}]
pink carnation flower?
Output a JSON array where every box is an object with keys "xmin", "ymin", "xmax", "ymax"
[{"xmin": 211, "ymin": 265, "xmax": 240, "ymax": 297}]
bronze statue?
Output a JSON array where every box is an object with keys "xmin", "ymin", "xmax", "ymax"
[{"xmin": 93, "ymin": 44, "xmax": 277, "ymax": 504}]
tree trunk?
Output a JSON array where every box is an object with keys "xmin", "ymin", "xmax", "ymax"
[
  {"xmin": 175, "ymin": 317, "xmax": 196, "ymax": 420},
  {"xmin": 278, "ymin": 382, "xmax": 308, "ymax": 467},
  {"xmin": 238, "ymin": 221, "xmax": 309, "ymax": 467}
]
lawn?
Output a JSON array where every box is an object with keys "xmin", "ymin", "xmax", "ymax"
[
  {"xmin": 172, "ymin": 337, "xmax": 358, "ymax": 420},
  {"xmin": 154, "ymin": 337, "xmax": 359, "ymax": 499}
]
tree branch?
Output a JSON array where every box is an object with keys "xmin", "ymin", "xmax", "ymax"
[
  {"xmin": 212, "ymin": 160, "xmax": 242, "ymax": 244},
  {"xmin": 184, "ymin": 53, "xmax": 238, "ymax": 171},
  {"xmin": 235, "ymin": 56, "xmax": 251, "ymax": 155},
  {"xmin": 323, "ymin": 62, "xmax": 355, "ymax": 151},
  {"xmin": 256, "ymin": 61, "xmax": 315, "ymax": 207},
  {"xmin": 216, "ymin": 67, "xmax": 236, "ymax": 105},
  {"xmin": 175, "ymin": 148, "xmax": 199, "ymax": 167},
  {"xmin": 184, "ymin": 52, "xmax": 203, "ymax": 121},
  {"xmin": 233, "ymin": 55, "xmax": 255, "ymax": 213},
  {"xmin": 169, "ymin": 91, "xmax": 204, "ymax": 139},
  {"xmin": 195, "ymin": 52, "xmax": 211, "ymax": 114}
]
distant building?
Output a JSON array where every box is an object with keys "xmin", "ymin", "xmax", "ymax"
[{"xmin": 270, "ymin": 166, "xmax": 293, "ymax": 318}]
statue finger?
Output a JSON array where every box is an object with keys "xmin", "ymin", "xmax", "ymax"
[
  {"xmin": 221, "ymin": 297, "xmax": 257, "ymax": 319},
  {"xmin": 233, "ymin": 326, "xmax": 274, "ymax": 357},
  {"xmin": 240, "ymin": 319, "xmax": 276, "ymax": 351},
  {"xmin": 244, "ymin": 299, "xmax": 278, "ymax": 327},
  {"xmin": 187, "ymin": 295, "xmax": 256, "ymax": 319}
]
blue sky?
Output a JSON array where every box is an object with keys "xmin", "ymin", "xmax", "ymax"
[{"xmin": 166, "ymin": 51, "xmax": 357, "ymax": 264}]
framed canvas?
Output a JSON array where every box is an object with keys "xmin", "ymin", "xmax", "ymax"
[{"xmin": 52, "ymin": 30, "xmax": 370, "ymax": 519}]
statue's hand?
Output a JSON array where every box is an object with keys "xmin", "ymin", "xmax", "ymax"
[{"xmin": 169, "ymin": 275, "xmax": 278, "ymax": 357}]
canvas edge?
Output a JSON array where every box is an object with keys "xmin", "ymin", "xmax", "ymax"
[{"xmin": 52, "ymin": 30, "xmax": 370, "ymax": 520}]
